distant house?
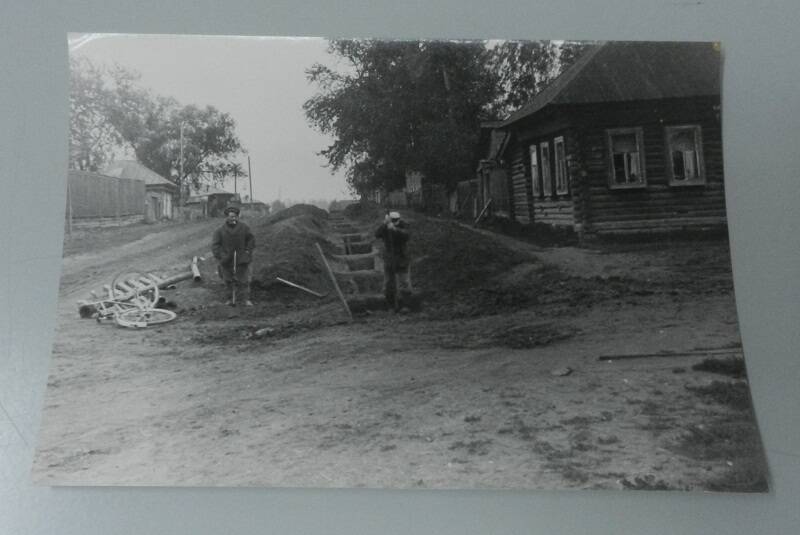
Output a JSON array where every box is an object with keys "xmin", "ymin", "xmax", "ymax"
[
  {"xmin": 498, "ymin": 41, "xmax": 724, "ymax": 239},
  {"xmin": 403, "ymin": 170, "xmax": 449, "ymax": 214},
  {"xmin": 186, "ymin": 184, "xmax": 240, "ymax": 217},
  {"xmin": 66, "ymin": 169, "xmax": 146, "ymax": 228},
  {"xmin": 404, "ymin": 171, "xmax": 423, "ymax": 210},
  {"xmin": 102, "ymin": 160, "xmax": 178, "ymax": 222}
]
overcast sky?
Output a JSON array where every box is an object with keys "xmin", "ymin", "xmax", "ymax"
[{"xmin": 70, "ymin": 34, "xmax": 353, "ymax": 203}]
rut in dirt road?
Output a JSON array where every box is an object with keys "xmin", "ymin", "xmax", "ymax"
[{"xmin": 59, "ymin": 219, "xmax": 223, "ymax": 300}]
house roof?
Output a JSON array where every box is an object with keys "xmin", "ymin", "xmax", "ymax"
[
  {"xmin": 102, "ymin": 160, "xmax": 177, "ymax": 189},
  {"xmin": 501, "ymin": 41, "xmax": 721, "ymax": 127},
  {"xmin": 189, "ymin": 184, "xmax": 234, "ymax": 196},
  {"xmin": 477, "ymin": 122, "xmax": 510, "ymax": 162},
  {"xmin": 68, "ymin": 169, "xmax": 123, "ymax": 181}
]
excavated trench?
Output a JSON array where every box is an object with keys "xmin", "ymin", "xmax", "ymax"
[{"xmin": 326, "ymin": 210, "xmax": 389, "ymax": 313}]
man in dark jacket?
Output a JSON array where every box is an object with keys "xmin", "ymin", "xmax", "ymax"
[
  {"xmin": 212, "ymin": 205, "xmax": 256, "ymax": 306},
  {"xmin": 375, "ymin": 211, "xmax": 411, "ymax": 311}
]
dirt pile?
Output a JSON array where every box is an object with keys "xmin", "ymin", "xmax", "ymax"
[
  {"xmin": 409, "ymin": 219, "xmax": 555, "ymax": 317},
  {"xmin": 247, "ymin": 204, "xmax": 337, "ymax": 301},
  {"xmin": 405, "ymin": 217, "xmax": 709, "ymax": 319}
]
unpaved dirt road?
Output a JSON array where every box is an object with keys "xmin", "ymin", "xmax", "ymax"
[{"xmin": 33, "ymin": 212, "xmax": 766, "ymax": 491}]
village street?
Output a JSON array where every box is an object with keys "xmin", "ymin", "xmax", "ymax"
[{"xmin": 32, "ymin": 207, "xmax": 766, "ymax": 491}]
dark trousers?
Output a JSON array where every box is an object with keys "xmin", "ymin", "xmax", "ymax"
[
  {"xmin": 383, "ymin": 262, "xmax": 412, "ymax": 310},
  {"xmin": 219, "ymin": 262, "xmax": 252, "ymax": 301}
]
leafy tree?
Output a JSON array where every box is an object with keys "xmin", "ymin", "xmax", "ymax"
[
  {"xmin": 304, "ymin": 40, "xmax": 499, "ymax": 196},
  {"xmin": 304, "ymin": 39, "xmax": 589, "ymax": 198},
  {"xmin": 68, "ymin": 57, "xmax": 128, "ymax": 171},
  {"xmin": 68, "ymin": 56, "xmax": 245, "ymax": 201},
  {"xmin": 487, "ymin": 40, "xmax": 590, "ymax": 117},
  {"xmin": 205, "ymin": 161, "xmax": 248, "ymax": 192},
  {"xmin": 112, "ymin": 98, "xmax": 244, "ymax": 200}
]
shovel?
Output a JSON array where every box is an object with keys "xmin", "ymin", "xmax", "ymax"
[{"xmin": 231, "ymin": 250, "xmax": 237, "ymax": 306}]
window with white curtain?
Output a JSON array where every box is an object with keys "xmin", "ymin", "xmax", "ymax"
[
  {"xmin": 529, "ymin": 144, "xmax": 540, "ymax": 197},
  {"xmin": 607, "ymin": 127, "xmax": 646, "ymax": 188},
  {"xmin": 554, "ymin": 136, "xmax": 568, "ymax": 195},
  {"xmin": 540, "ymin": 141, "xmax": 552, "ymax": 196},
  {"xmin": 666, "ymin": 125, "xmax": 705, "ymax": 185}
]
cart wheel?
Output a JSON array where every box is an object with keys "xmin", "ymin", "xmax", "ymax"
[
  {"xmin": 115, "ymin": 308, "xmax": 177, "ymax": 329},
  {"xmin": 110, "ymin": 271, "xmax": 160, "ymax": 308}
]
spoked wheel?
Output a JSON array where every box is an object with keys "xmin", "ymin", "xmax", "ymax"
[
  {"xmin": 115, "ymin": 308, "xmax": 177, "ymax": 329},
  {"xmin": 110, "ymin": 271, "xmax": 160, "ymax": 309}
]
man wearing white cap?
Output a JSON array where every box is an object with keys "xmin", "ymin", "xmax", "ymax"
[{"xmin": 375, "ymin": 210, "xmax": 412, "ymax": 311}]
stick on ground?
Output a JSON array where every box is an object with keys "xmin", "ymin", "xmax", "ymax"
[
  {"xmin": 315, "ymin": 242, "xmax": 353, "ymax": 322},
  {"xmin": 276, "ymin": 276, "xmax": 327, "ymax": 298}
]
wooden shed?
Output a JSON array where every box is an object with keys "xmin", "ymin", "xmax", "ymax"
[
  {"xmin": 102, "ymin": 160, "xmax": 178, "ymax": 221},
  {"xmin": 498, "ymin": 41, "xmax": 725, "ymax": 239},
  {"xmin": 475, "ymin": 121, "xmax": 512, "ymax": 219}
]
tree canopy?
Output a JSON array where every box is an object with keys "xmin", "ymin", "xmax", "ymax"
[
  {"xmin": 486, "ymin": 40, "xmax": 587, "ymax": 117},
  {"xmin": 304, "ymin": 40, "xmax": 499, "ymax": 194},
  {"xmin": 68, "ymin": 56, "xmax": 246, "ymax": 199},
  {"xmin": 304, "ymin": 39, "xmax": 588, "ymax": 197}
]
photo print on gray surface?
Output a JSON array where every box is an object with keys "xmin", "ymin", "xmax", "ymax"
[{"xmin": 34, "ymin": 34, "xmax": 768, "ymax": 492}]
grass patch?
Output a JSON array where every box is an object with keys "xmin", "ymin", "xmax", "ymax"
[
  {"xmin": 671, "ymin": 417, "xmax": 768, "ymax": 492},
  {"xmin": 620, "ymin": 475, "xmax": 675, "ymax": 491},
  {"xmin": 692, "ymin": 357, "xmax": 747, "ymax": 379},
  {"xmin": 675, "ymin": 419, "xmax": 760, "ymax": 461},
  {"xmin": 448, "ymin": 439, "xmax": 492, "ymax": 456},
  {"xmin": 686, "ymin": 380, "xmax": 752, "ymax": 411},
  {"xmin": 495, "ymin": 323, "xmax": 575, "ymax": 349},
  {"xmin": 706, "ymin": 459, "xmax": 769, "ymax": 493},
  {"xmin": 478, "ymin": 216, "xmax": 579, "ymax": 247}
]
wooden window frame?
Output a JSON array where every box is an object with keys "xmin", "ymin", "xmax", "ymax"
[
  {"xmin": 606, "ymin": 127, "xmax": 647, "ymax": 190},
  {"xmin": 554, "ymin": 136, "xmax": 569, "ymax": 195},
  {"xmin": 529, "ymin": 144, "xmax": 541, "ymax": 197},
  {"xmin": 665, "ymin": 124, "xmax": 706, "ymax": 186},
  {"xmin": 540, "ymin": 141, "xmax": 552, "ymax": 197}
]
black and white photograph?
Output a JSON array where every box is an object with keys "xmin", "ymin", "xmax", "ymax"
[{"xmin": 32, "ymin": 34, "xmax": 769, "ymax": 491}]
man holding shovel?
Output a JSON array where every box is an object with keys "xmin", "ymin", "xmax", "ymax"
[{"xmin": 212, "ymin": 205, "xmax": 256, "ymax": 306}]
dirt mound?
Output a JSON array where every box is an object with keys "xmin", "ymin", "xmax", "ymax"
[
  {"xmin": 247, "ymin": 204, "xmax": 337, "ymax": 301},
  {"xmin": 342, "ymin": 200, "xmax": 384, "ymax": 222},
  {"xmin": 406, "ymin": 218, "xmax": 672, "ymax": 319},
  {"xmin": 263, "ymin": 203, "xmax": 329, "ymax": 225},
  {"xmin": 409, "ymin": 219, "xmax": 550, "ymax": 317}
]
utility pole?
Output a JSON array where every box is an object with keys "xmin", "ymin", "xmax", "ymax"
[
  {"xmin": 67, "ymin": 178, "xmax": 73, "ymax": 237},
  {"xmin": 179, "ymin": 122, "xmax": 184, "ymax": 205},
  {"xmin": 248, "ymin": 156, "xmax": 253, "ymax": 206}
]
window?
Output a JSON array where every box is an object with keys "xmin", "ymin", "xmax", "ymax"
[
  {"xmin": 554, "ymin": 136, "xmax": 568, "ymax": 195},
  {"xmin": 540, "ymin": 141, "xmax": 552, "ymax": 197},
  {"xmin": 529, "ymin": 144, "xmax": 540, "ymax": 197},
  {"xmin": 666, "ymin": 125, "xmax": 705, "ymax": 185},
  {"xmin": 607, "ymin": 128, "xmax": 646, "ymax": 188}
]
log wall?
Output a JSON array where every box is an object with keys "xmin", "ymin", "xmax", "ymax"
[
  {"xmin": 571, "ymin": 97, "xmax": 726, "ymax": 236},
  {"xmin": 508, "ymin": 121, "xmax": 577, "ymax": 227},
  {"xmin": 503, "ymin": 97, "xmax": 725, "ymax": 236},
  {"xmin": 509, "ymin": 144, "xmax": 532, "ymax": 224}
]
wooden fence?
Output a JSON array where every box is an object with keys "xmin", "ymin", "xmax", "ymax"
[{"xmin": 66, "ymin": 170, "xmax": 146, "ymax": 228}]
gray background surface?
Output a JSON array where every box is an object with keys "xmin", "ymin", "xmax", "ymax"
[{"xmin": 1, "ymin": 1, "xmax": 798, "ymax": 533}]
